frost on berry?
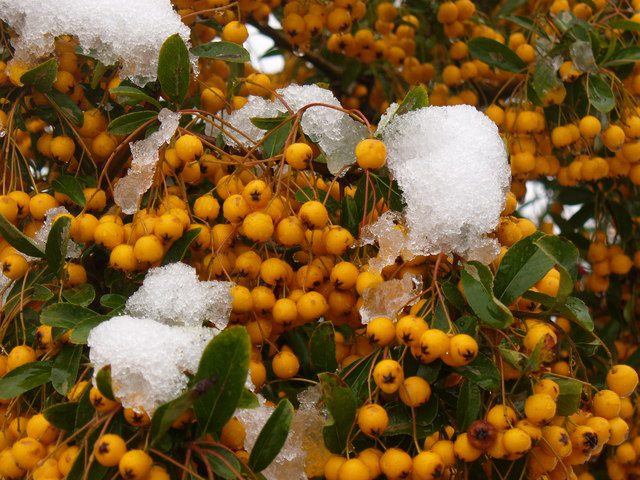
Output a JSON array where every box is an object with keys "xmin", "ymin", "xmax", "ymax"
[
  {"xmin": 236, "ymin": 386, "xmax": 329, "ymax": 479},
  {"xmin": 359, "ymin": 273, "xmax": 422, "ymax": 325},
  {"xmin": 361, "ymin": 210, "xmax": 413, "ymax": 273},
  {"xmin": 380, "ymin": 105, "xmax": 510, "ymax": 263},
  {"xmin": 217, "ymin": 84, "xmax": 367, "ymax": 175},
  {"xmin": 0, "ymin": 0, "xmax": 191, "ymax": 85},
  {"xmin": 114, "ymin": 108, "xmax": 180, "ymax": 215},
  {"xmin": 33, "ymin": 206, "xmax": 81, "ymax": 259},
  {"xmin": 125, "ymin": 262, "xmax": 233, "ymax": 330},
  {"xmin": 88, "ymin": 315, "xmax": 211, "ymax": 414}
]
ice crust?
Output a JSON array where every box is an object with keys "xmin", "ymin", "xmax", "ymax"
[
  {"xmin": 380, "ymin": 105, "xmax": 510, "ymax": 263},
  {"xmin": 114, "ymin": 108, "xmax": 180, "ymax": 215},
  {"xmin": 0, "ymin": 0, "xmax": 191, "ymax": 85},
  {"xmin": 361, "ymin": 210, "xmax": 413, "ymax": 272},
  {"xmin": 34, "ymin": 206, "xmax": 81, "ymax": 259},
  {"xmin": 359, "ymin": 273, "xmax": 422, "ymax": 324},
  {"xmin": 125, "ymin": 262, "xmax": 234, "ymax": 330},
  {"xmin": 87, "ymin": 315, "xmax": 211, "ymax": 414},
  {"xmin": 88, "ymin": 263, "xmax": 233, "ymax": 413},
  {"xmin": 222, "ymin": 84, "xmax": 367, "ymax": 174},
  {"xmin": 237, "ymin": 387, "xmax": 327, "ymax": 479}
]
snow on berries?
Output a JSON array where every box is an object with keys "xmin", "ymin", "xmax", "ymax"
[{"xmin": 380, "ymin": 104, "xmax": 510, "ymax": 263}]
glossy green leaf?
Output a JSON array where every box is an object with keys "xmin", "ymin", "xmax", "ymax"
[
  {"xmin": 237, "ymin": 388, "xmax": 259, "ymax": 408},
  {"xmin": 44, "ymin": 403, "xmax": 78, "ymax": 431},
  {"xmin": 251, "ymin": 115, "xmax": 289, "ymax": 130},
  {"xmin": 191, "ymin": 41, "xmax": 250, "ymax": 63},
  {"xmin": 262, "ymin": 117, "xmax": 292, "ymax": 157},
  {"xmin": 587, "ymin": 74, "xmax": 615, "ymax": 113},
  {"xmin": 468, "ymin": 37, "xmax": 527, "ymax": 73},
  {"xmin": 50, "ymin": 345, "xmax": 82, "ymax": 395},
  {"xmin": 107, "ymin": 110, "xmax": 157, "ymax": 135},
  {"xmin": 96, "ymin": 365, "xmax": 115, "ymax": 401},
  {"xmin": 395, "ymin": 85, "xmax": 429, "ymax": 116},
  {"xmin": 494, "ymin": 232, "xmax": 555, "ymax": 305},
  {"xmin": 534, "ymin": 235, "xmax": 578, "ymax": 304},
  {"xmin": 609, "ymin": 19, "xmax": 640, "ymax": 32},
  {"xmin": 70, "ymin": 316, "xmax": 107, "ymax": 344},
  {"xmin": 385, "ymin": 396, "xmax": 438, "ymax": 437},
  {"xmin": 21, "ymin": 59, "xmax": 58, "ymax": 92},
  {"xmin": 456, "ymin": 353, "xmax": 500, "ymax": 390},
  {"xmin": 319, "ymin": 372, "xmax": 357, "ymax": 453},
  {"xmin": 248, "ymin": 399, "xmax": 294, "ymax": 472},
  {"xmin": 52, "ymin": 175, "xmax": 86, "ymax": 207},
  {"xmin": 532, "ymin": 56, "xmax": 562, "ymax": 100},
  {"xmin": 162, "ymin": 227, "xmax": 202, "ymax": 265},
  {"xmin": 100, "ymin": 293, "xmax": 127, "ymax": 310},
  {"xmin": 603, "ymin": 46, "xmax": 640, "ymax": 67},
  {"xmin": 0, "ymin": 213, "xmax": 45, "ymax": 257},
  {"xmin": 157, "ymin": 33, "xmax": 190, "ymax": 105},
  {"xmin": 549, "ymin": 376, "xmax": 583, "ymax": 415},
  {"xmin": 40, "ymin": 303, "xmax": 98, "ymax": 329},
  {"xmin": 45, "ymin": 216, "xmax": 71, "ymax": 278},
  {"xmin": 341, "ymin": 196, "xmax": 359, "ymax": 238},
  {"xmin": 63, "ymin": 284, "xmax": 96, "ymax": 307},
  {"xmin": 0, "ymin": 361, "xmax": 52, "ymax": 399},
  {"xmin": 457, "ymin": 380, "xmax": 481, "ymax": 431},
  {"xmin": 109, "ymin": 85, "xmax": 162, "ymax": 109},
  {"xmin": 461, "ymin": 261, "xmax": 513, "ymax": 328},
  {"xmin": 294, "ymin": 187, "xmax": 340, "ymax": 215},
  {"xmin": 47, "ymin": 90, "xmax": 84, "ymax": 125},
  {"xmin": 309, "ymin": 322, "xmax": 338, "ymax": 373},
  {"xmin": 206, "ymin": 446, "xmax": 243, "ymax": 479},
  {"xmin": 150, "ymin": 388, "xmax": 197, "ymax": 445},
  {"xmin": 192, "ymin": 326, "xmax": 251, "ymax": 435}
]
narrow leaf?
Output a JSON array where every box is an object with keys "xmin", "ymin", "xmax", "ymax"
[
  {"xmin": 191, "ymin": 42, "xmax": 250, "ymax": 63},
  {"xmin": 47, "ymin": 90, "xmax": 83, "ymax": 125},
  {"xmin": 248, "ymin": 399, "xmax": 294, "ymax": 472},
  {"xmin": 107, "ymin": 110, "xmax": 157, "ymax": 136},
  {"xmin": 0, "ymin": 362, "xmax": 52, "ymax": 399},
  {"xmin": 52, "ymin": 176, "xmax": 86, "ymax": 207},
  {"xmin": 461, "ymin": 262, "xmax": 513, "ymax": 328},
  {"xmin": 21, "ymin": 59, "xmax": 58, "ymax": 92},
  {"xmin": 109, "ymin": 86, "xmax": 162, "ymax": 109},
  {"xmin": 309, "ymin": 322, "xmax": 338, "ymax": 373},
  {"xmin": 157, "ymin": 33, "xmax": 190, "ymax": 105},
  {"xmin": 468, "ymin": 37, "xmax": 527, "ymax": 73},
  {"xmin": 45, "ymin": 216, "xmax": 71, "ymax": 278},
  {"xmin": 0, "ymin": 213, "xmax": 45, "ymax": 257},
  {"xmin": 50, "ymin": 345, "xmax": 82, "ymax": 395},
  {"xmin": 587, "ymin": 74, "xmax": 615, "ymax": 113},
  {"xmin": 162, "ymin": 227, "xmax": 201, "ymax": 265}
]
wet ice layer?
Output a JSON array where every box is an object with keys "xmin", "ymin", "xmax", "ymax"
[
  {"xmin": 380, "ymin": 105, "xmax": 510, "ymax": 263},
  {"xmin": 0, "ymin": 0, "xmax": 190, "ymax": 85}
]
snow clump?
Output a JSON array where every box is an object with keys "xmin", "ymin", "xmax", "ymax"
[
  {"xmin": 125, "ymin": 262, "xmax": 234, "ymax": 330},
  {"xmin": 380, "ymin": 105, "xmax": 510, "ymax": 263},
  {"xmin": 114, "ymin": 108, "xmax": 180, "ymax": 215},
  {"xmin": 87, "ymin": 316, "xmax": 210, "ymax": 414},
  {"xmin": 0, "ymin": 0, "xmax": 190, "ymax": 86}
]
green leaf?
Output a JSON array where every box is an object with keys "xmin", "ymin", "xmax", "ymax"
[
  {"xmin": 109, "ymin": 86, "xmax": 162, "ymax": 109},
  {"xmin": 50, "ymin": 345, "xmax": 82, "ymax": 395},
  {"xmin": 0, "ymin": 213, "xmax": 45, "ymax": 257},
  {"xmin": 162, "ymin": 227, "xmax": 202, "ymax": 265},
  {"xmin": 251, "ymin": 115, "xmax": 289, "ymax": 131},
  {"xmin": 548, "ymin": 376, "xmax": 583, "ymax": 415},
  {"xmin": 63, "ymin": 284, "xmax": 96, "ymax": 307},
  {"xmin": 395, "ymin": 85, "xmax": 429, "ymax": 116},
  {"xmin": 262, "ymin": 117, "xmax": 293, "ymax": 157},
  {"xmin": 100, "ymin": 293, "xmax": 127, "ymax": 310},
  {"xmin": 192, "ymin": 326, "xmax": 251, "ymax": 435},
  {"xmin": 340, "ymin": 354, "xmax": 375, "ymax": 403},
  {"xmin": 44, "ymin": 403, "xmax": 78, "ymax": 431},
  {"xmin": 609, "ymin": 19, "xmax": 640, "ymax": 32},
  {"xmin": 237, "ymin": 388, "xmax": 259, "ymax": 408},
  {"xmin": 494, "ymin": 232, "xmax": 555, "ymax": 306},
  {"xmin": 74, "ymin": 385, "xmax": 95, "ymax": 430},
  {"xmin": 603, "ymin": 46, "xmax": 640, "ymax": 67},
  {"xmin": 96, "ymin": 365, "xmax": 116, "ymax": 401},
  {"xmin": 45, "ymin": 216, "xmax": 71, "ymax": 278},
  {"xmin": 47, "ymin": 90, "xmax": 83, "ymax": 125},
  {"xmin": 191, "ymin": 41, "xmax": 250, "ymax": 63},
  {"xmin": 41, "ymin": 303, "xmax": 98, "ymax": 329},
  {"xmin": 0, "ymin": 361, "xmax": 52, "ymax": 400},
  {"xmin": 461, "ymin": 261, "xmax": 513, "ymax": 329},
  {"xmin": 157, "ymin": 33, "xmax": 190, "ymax": 105},
  {"xmin": 468, "ymin": 37, "xmax": 527, "ymax": 73},
  {"xmin": 107, "ymin": 110, "xmax": 158, "ymax": 136},
  {"xmin": 532, "ymin": 56, "xmax": 562, "ymax": 100},
  {"xmin": 534, "ymin": 235, "xmax": 578, "ymax": 304},
  {"xmin": 206, "ymin": 446, "xmax": 243, "ymax": 479},
  {"xmin": 523, "ymin": 291, "xmax": 594, "ymax": 331},
  {"xmin": 587, "ymin": 74, "xmax": 615, "ymax": 113},
  {"xmin": 457, "ymin": 381, "xmax": 481, "ymax": 431},
  {"xmin": 309, "ymin": 322, "xmax": 338, "ymax": 373},
  {"xmin": 90, "ymin": 61, "xmax": 108, "ymax": 90},
  {"xmin": 341, "ymin": 196, "xmax": 359, "ymax": 238},
  {"xmin": 69, "ymin": 316, "xmax": 107, "ymax": 344},
  {"xmin": 32, "ymin": 284, "xmax": 54, "ymax": 302},
  {"xmin": 319, "ymin": 372, "xmax": 357, "ymax": 453},
  {"xmin": 385, "ymin": 396, "xmax": 438, "ymax": 436},
  {"xmin": 370, "ymin": 173, "xmax": 404, "ymax": 212},
  {"xmin": 248, "ymin": 399, "xmax": 294, "ymax": 472},
  {"xmin": 456, "ymin": 353, "xmax": 500, "ymax": 390},
  {"xmin": 21, "ymin": 59, "xmax": 58, "ymax": 92},
  {"xmin": 52, "ymin": 175, "xmax": 86, "ymax": 207},
  {"xmin": 150, "ymin": 388, "xmax": 197, "ymax": 445},
  {"xmin": 504, "ymin": 16, "xmax": 549, "ymax": 38}
]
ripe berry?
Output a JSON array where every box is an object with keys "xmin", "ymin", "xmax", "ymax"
[
  {"xmin": 94, "ymin": 433, "xmax": 127, "ymax": 467},
  {"xmin": 118, "ymin": 449, "xmax": 153, "ymax": 480},
  {"xmin": 357, "ymin": 403, "xmax": 388, "ymax": 437},
  {"xmin": 355, "ymin": 138, "xmax": 386, "ymax": 169},
  {"xmin": 373, "ymin": 359, "xmax": 404, "ymax": 394},
  {"xmin": 467, "ymin": 419, "xmax": 498, "ymax": 450}
]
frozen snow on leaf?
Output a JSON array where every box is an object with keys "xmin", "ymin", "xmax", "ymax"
[
  {"xmin": 376, "ymin": 102, "xmax": 399, "ymax": 134},
  {"xmin": 361, "ymin": 210, "xmax": 414, "ymax": 272},
  {"xmin": 114, "ymin": 108, "xmax": 180, "ymax": 214},
  {"xmin": 221, "ymin": 96, "xmax": 282, "ymax": 149},
  {"xmin": 359, "ymin": 273, "xmax": 422, "ymax": 325},
  {"xmin": 236, "ymin": 387, "xmax": 328, "ymax": 480},
  {"xmin": 380, "ymin": 105, "xmax": 509, "ymax": 263},
  {"xmin": 88, "ymin": 315, "xmax": 211, "ymax": 414},
  {"xmin": 33, "ymin": 206, "xmax": 81, "ymax": 259},
  {"xmin": 125, "ymin": 262, "xmax": 233, "ymax": 330},
  {"xmin": 277, "ymin": 84, "xmax": 368, "ymax": 175},
  {"xmin": 0, "ymin": 0, "xmax": 191, "ymax": 86}
]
